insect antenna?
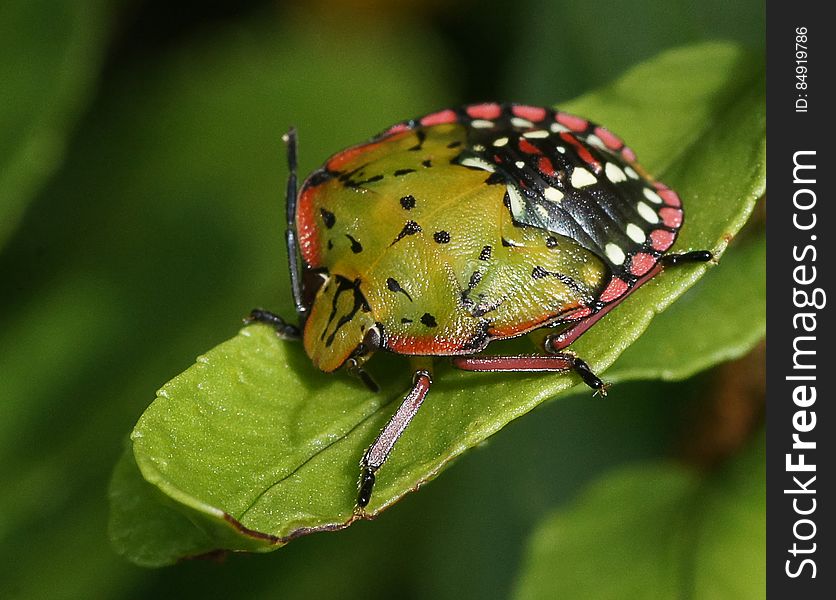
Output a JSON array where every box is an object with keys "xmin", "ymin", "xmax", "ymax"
[{"xmin": 283, "ymin": 128, "xmax": 308, "ymax": 319}]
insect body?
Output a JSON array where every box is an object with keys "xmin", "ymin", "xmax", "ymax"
[{"xmin": 249, "ymin": 103, "xmax": 711, "ymax": 508}]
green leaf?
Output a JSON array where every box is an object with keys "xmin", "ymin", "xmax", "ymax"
[
  {"xmin": 513, "ymin": 431, "xmax": 765, "ymax": 600},
  {"xmin": 0, "ymin": 0, "xmax": 110, "ymax": 248},
  {"xmin": 110, "ymin": 42, "xmax": 765, "ymax": 565}
]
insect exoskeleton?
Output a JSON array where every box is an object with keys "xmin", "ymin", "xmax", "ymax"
[{"xmin": 248, "ymin": 103, "xmax": 712, "ymax": 508}]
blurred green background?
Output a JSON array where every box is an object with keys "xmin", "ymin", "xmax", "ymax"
[{"xmin": 0, "ymin": 1, "xmax": 763, "ymax": 599}]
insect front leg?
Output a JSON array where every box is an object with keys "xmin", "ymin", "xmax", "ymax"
[
  {"xmin": 245, "ymin": 308, "xmax": 301, "ymax": 340},
  {"xmin": 357, "ymin": 369, "xmax": 433, "ymax": 509}
]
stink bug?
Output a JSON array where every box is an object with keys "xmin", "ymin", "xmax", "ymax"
[{"xmin": 248, "ymin": 103, "xmax": 712, "ymax": 508}]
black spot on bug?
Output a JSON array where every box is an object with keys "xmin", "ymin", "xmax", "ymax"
[
  {"xmin": 364, "ymin": 174, "xmax": 384, "ymax": 183},
  {"xmin": 320, "ymin": 209, "xmax": 336, "ymax": 229},
  {"xmin": 501, "ymin": 237, "xmax": 513, "ymax": 247},
  {"xmin": 502, "ymin": 193, "xmax": 511, "ymax": 209},
  {"xmin": 420, "ymin": 313, "xmax": 438, "ymax": 327},
  {"xmin": 484, "ymin": 171, "xmax": 505, "ymax": 185},
  {"xmin": 545, "ymin": 236, "xmax": 558, "ymax": 248},
  {"xmin": 394, "ymin": 168, "xmax": 416, "ymax": 177},
  {"xmin": 392, "ymin": 220, "xmax": 422, "ymax": 244},
  {"xmin": 401, "ymin": 317, "xmax": 413, "ymax": 324},
  {"xmin": 346, "ymin": 234, "xmax": 363, "ymax": 253},
  {"xmin": 422, "ymin": 159, "xmax": 432, "ymax": 168},
  {"xmin": 408, "ymin": 130, "xmax": 426, "ymax": 151},
  {"xmin": 307, "ymin": 169, "xmax": 332, "ymax": 186},
  {"xmin": 400, "ymin": 195, "xmax": 416, "ymax": 210},
  {"xmin": 386, "ymin": 277, "xmax": 413, "ymax": 301},
  {"xmin": 479, "ymin": 245, "xmax": 492, "ymax": 261},
  {"xmin": 531, "ymin": 266, "xmax": 549, "ymax": 279},
  {"xmin": 433, "ymin": 230, "xmax": 450, "ymax": 244},
  {"xmin": 327, "ymin": 239, "xmax": 334, "ymax": 250},
  {"xmin": 468, "ymin": 271, "xmax": 482, "ymax": 289},
  {"xmin": 447, "ymin": 140, "xmax": 462, "ymax": 148}
]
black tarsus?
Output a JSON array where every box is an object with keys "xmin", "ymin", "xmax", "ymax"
[
  {"xmin": 660, "ymin": 250, "xmax": 713, "ymax": 267},
  {"xmin": 357, "ymin": 468, "xmax": 376, "ymax": 508},
  {"xmin": 245, "ymin": 309, "xmax": 301, "ymax": 339}
]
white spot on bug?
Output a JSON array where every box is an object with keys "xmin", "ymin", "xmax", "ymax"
[
  {"xmin": 506, "ymin": 185, "xmax": 526, "ymax": 219},
  {"xmin": 523, "ymin": 130, "xmax": 549, "ymax": 139},
  {"xmin": 511, "ymin": 117, "xmax": 534, "ymax": 129},
  {"xmin": 460, "ymin": 156, "xmax": 496, "ymax": 172},
  {"xmin": 535, "ymin": 204, "xmax": 551, "ymax": 220},
  {"xmin": 637, "ymin": 201, "xmax": 659, "ymax": 224},
  {"xmin": 543, "ymin": 186, "xmax": 564, "ymax": 203},
  {"xmin": 515, "ymin": 160, "xmax": 526, "ymax": 168},
  {"xmin": 550, "ymin": 122, "xmax": 570, "ymax": 133},
  {"xmin": 493, "ymin": 137, "xmax": 509, "ymax": 147},
  {"xmin": 556, "ymin": 146, "xmax": 566, "ymax": 154},
  {"xmin": 472, "ymin": 144, "xmax": 485, "ymax": 151},
  {"xmin": 643, "ymin": 187, "xmax": 663, "ymax": 204},
  {"xmin": 605, "ymin": 162, "xmax": 627, "ymax": 183},
  {"xmin": 571, "ymin": 167, "xmax": 597, "ymax": 188},
  {"xmin": 626, "ymin": 223, "xmax": 646, "ymax": 243},
  {"xmin": 471, "ymin": 119, "xmax": 494, "ymax": 129},
  {"xmin": 585, "ymin": 134, "xmax": 605, "ymax": 149},
  {"xmin": 624, "ymin": 166, "xmax": 639, "ymax": 179},
  {"xmin": 605, "ymin": 243, "xmax": 626, "ymax": 265}
]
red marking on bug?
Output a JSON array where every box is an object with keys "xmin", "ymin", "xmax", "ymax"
[
  {"xmin": 466, "ymin": 103, "xmax": 501, "ymax": 119},
  {"xmin": 512, "ymin": 105, "xmax": 547, "ymax": 121},
  {"xmin": 386, "ymin": 333, "xmax": 471, "ymax": 355},
  {"xmin": 420, "ymin": 109, "xmax": 457, "ymax": 126},
  {"xmin": 326, "ymin": 135, "xmax": 406, "ymax": 171},
  {"xmin": 489, "ymin": 312, "xmax": 566, "ymax": 339},
  {"xmin": 559, "ymin": 132, "xmax": 601, "ymax": 173},
  {"xmin": 563, "ymin": 306, "xmax": 593, "ymax": 320},
  {"xmin": 594, "ymin": 126, "xmax": 623, "ymax": 150},
  {"xmin": 518, "ymin": 138, "xmax": 541, "ymax": 154},
  {"xmin": 555, "ymin": 112, "xmax": 589, "ymax": 132},
  {"xmin": 599, "ymin": 277, "xmax": 629, "ymax": 303},
  {"xmin": 621, "ymin": 146, "xmax": 637, "ymax": 162},
  {"xmin": 296, "ymin": 186, "xmax": 322, "ymax": 266},
  {"xmin": 629, "ymin": 252, "xmax": 656, "ymax": 277},
  {"xmin": 538, "ymin": 156, "xmax": 556, "ymax": 177},
  {"xmin": 650, "ymin": 229, "xmax": 675, "ymax": 251},
  {"xmin": 385, "ymin": 123, "xmax": 411, "ymax": 135},
  {"xmin": 660, "ymin": 207, "xmax": 683, "ymax": 228},
  {"xmin": 658, "ymin": 188, "xmax": 681, "ymax": 207}
]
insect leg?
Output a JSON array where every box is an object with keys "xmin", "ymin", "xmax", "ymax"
[
  {"xmin": 452, "ymin": 354, "xmax": 606, "ymax": 395},
  {"xmin": 549, "ymin": 249, "xmax": 714, "ymax": 351},
  {"xmin": 245, "ymin": 308, "xmax": 301, "ymax": 340},
  {"xmin": 358, "ymin": 370, "xmax": 432, "ymax": 508}
]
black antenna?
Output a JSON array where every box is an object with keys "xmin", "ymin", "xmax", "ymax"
[{"xmin": 283, "ymin": 128, "xmax": 307, "ymax": 318}]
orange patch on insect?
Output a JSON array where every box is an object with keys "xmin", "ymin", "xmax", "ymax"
[
  {"xmin": 650, "ymin": 229, "xmax": 675, "ymax": 251},
  {"xmin": 599, "ymin": 277, "xmax": 629, "ymax": 303},
  {"xmin": 594, "ymin": 126, "xmax": 623, "ymax": 150},
  {"xmin": 466, "ymin": 103, "xmax": 501, "ymax": 119},
  {"xmin": 326, "ymin": 131, "xmax": 410, "ymax": 171},
  {"xmin": 555, "ymin": 112, "xmax": 588, "ymax": 132},
  {"xmin": 420, "ymin": 109, "xmax": 458, "ymax": 126},
  {"xmin": 296, "ymin": 185, "xmax": 323, "ymax": 266},
  {"xmin": 385, "ymin": 333, "xmax": 473, "ymax": 355},
  {"xmin": 660, "ymin": 207, "xmax": 683, "ymax": 228},
  {"xmin": 629, "ymin": 252, "xmax": 657, "ymax": 277},
  {"xmin": 560, "ymin": 132, "xmax": 601, "ymax": 173},
  {"xmin": 512, "ymin": 105, "xmax": 547, "ymax": 121}
]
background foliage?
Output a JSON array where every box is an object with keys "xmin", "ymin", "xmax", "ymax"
[{"xmin": 0, "ymin": 1, "xmax": 763, "ymax": 599}]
